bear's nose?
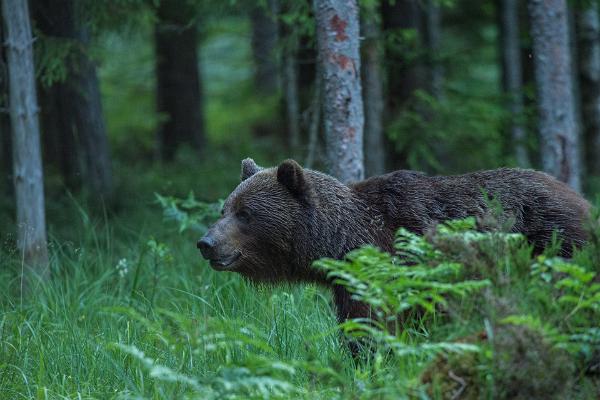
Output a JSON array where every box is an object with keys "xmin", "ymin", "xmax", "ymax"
[{"xmin": 197, "ymin": 236, "xmax": 215, "ymax": 259}]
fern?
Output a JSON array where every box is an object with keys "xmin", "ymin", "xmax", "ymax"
[{"xmin": 155, "ymin": 192, "xmax": 223, "ymax": 233}]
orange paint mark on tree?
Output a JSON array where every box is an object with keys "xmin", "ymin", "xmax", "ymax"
[
  {"xmin": 332, "ymin": 53, "xmax": 352, "ymax": 69},
  {"xmin": 346, "ymin": 127, "xmax": 356, "ymax": 140},
  {"xmin": 330, "ymin": 14, "xmax": 348, "ymax": 41}
]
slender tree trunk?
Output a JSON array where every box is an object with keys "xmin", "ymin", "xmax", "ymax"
[
  {"xmin": 499, "ymin": 0, "xmax": 529, "ymax": 167},
  {"xmin": 381, "ymin": 0, "xmax": 422, "ymax": 114},
  {"xmin": 381, "ymin": 0, "xmax": 423, "ymax": 170},
  {"xmin": 306, "ymin": 63, "xmax": 322, "ymax": 169},
  {"xmin": 528, "ymin": 0, "xmax": 581, "ymax": 191},
  {"xmin": 314, "ymin": 0, "xmax": 364, "ymax": 183},
  {"xmin": 2, "ymin": 0, "xmax": 49, "ymax": 278},
  {"xmin": 250, "ymin": 0, "xmax": 280, "ymax": 94},
  {"xmin": 361, "ymin": 10, "xmax": 385, "ymax": 176},
  {"xmin": 32, "ymin": 0, "xmax": 80, "ymax": 190},
  {"xmin": 155, "ymin": 0, "xmax": 205, "ymax": 161},
  {"xmin": 72, "ymin": 18, "xmax": 113, "ymax": 201},
  {"xmin": 423, "ymin": 0, "xmax": 443, "ymax": 100},
  {"xmin": 0, "ymin": 113, "xmax": 11, "ymax": 195},
  {"xmin": 37, "ymin": 82, "xmax": 80, "ymax": 190},
  {"xmin": 32, "ymin": 0, "xmax": 113, "ymax": 199},
  {"xmin": 576, "ymin": 4, "xmax": 600, "ymax": 177},
  {"xmin": 0, "ymin": 18, "xmax": 11, "ymax": 195},
  {"xmin": 283, "ymin": 36, "xmax": 301, "ymax": 154}
]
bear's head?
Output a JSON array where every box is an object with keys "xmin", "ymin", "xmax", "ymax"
[{"xmin": 197, "ymin": 158, "xmax": 327, "ymax": 282}]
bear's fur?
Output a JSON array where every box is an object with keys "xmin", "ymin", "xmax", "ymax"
[{"xmin": 198, "ymin": 158, "xmax": 591, "ymax": 324}]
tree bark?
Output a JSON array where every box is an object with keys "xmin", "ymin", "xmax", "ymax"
[
  {"xmin": 2, "ymin": 0, "xmax": 49, "ymax": 277},
  {"xmin": 423, "ymin": 0, "xmax": 443, "ymax": 100},
  {"xmin": 283, "ymin": 35, "xmax": 301, "ymax": 154},
  {"xmin": 314, "ymin": 0, "xmax": 364, "ymax": 183},
  {"xmin": 250, "ymin": 0, "xmax": 280, "ymax": 94},
  {"xmin": 155, "ymin": 0, "xmax": 205, "ymax": 161},
  {"xmin": 0, "ymin": 17, "xmax": 11, "ymax": 195},
  {"xmin": 576, "ymin": 3, "xmax": 600, "ymax": 177},
  {"xmin": 528, "ymin": 0, "xmax": 581, "ymax": 191},
  {"xmin": 306, "ymin": 63, "xmax": 322, "ymax": 169},
  {"xmin": 32, "ymin": 0, "xmax": 113, "ymax": 200},
  {"xmin": 361, "ymin": 10, "xmax": 385, "ymax": 176},
  {"xmin": 72, "ymin": 20, "xmax": 114, "ymax": 201},
  {"xmin": 0, "ymin": 112, "xmax": 11, "ymax": 195},
  {"xmin": 380, "ymin": 0, "xmax": 423, "ymax": 170},
  {"xmin": 499, "ymin": 0, "xmax": 529, "ymax": 167},
  {"xmin": 381, "ymin": 0, "xmax": 422, "ymax": 115}
]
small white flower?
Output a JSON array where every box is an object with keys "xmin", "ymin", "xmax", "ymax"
[{"xmin": 116, "ymin": 258, "xmax": 129, "ymax": 278}]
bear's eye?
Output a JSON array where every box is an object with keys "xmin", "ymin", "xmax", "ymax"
[{"xmin": 236, "ymin": 208, "xmax": 252, "ymax": 223}]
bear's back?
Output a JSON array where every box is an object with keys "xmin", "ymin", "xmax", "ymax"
[{"xmin": 352, "ymin": 168, "xmax": 591, "ymax": 255}]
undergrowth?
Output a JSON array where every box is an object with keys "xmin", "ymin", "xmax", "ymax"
[{"xmin": 1, "ymin": 195, "xmax": 599, "ymax": 399}]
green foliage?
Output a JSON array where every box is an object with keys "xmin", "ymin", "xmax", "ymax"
[
  {"xmin": 34, "ymin": 36, "xmax": 80, "ymax": 87},
  {"xmin": 155, "ymin": 192, "xmax": 223, "ymax": 233},
  {"xmin": 387, "ymin": 89, "xmax": 508, "ymax": 173}
]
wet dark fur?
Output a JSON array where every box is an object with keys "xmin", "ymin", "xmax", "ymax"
[{"xmin": 200, "ymin": 159, "xmax": 591, "ymax": 325}]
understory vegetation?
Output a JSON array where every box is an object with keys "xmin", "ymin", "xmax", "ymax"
[{"xmin": 2, "ymin": 185, "xmax": 599, "ymax": 398}]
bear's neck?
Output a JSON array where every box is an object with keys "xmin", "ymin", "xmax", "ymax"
[{"xmin": 293, "ymin": 175, "xmax": 391, "ymax": 284}]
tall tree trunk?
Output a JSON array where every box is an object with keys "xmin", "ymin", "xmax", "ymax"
[
  {"xmin": 576, "ymin": 4, "xmax": 600, "ymax": 177},
  {"xmin": 2, "ymin": 0, "xmax": 49, "ymax": 278},
  {"xmin": 0, "ymin": 18, "xmax": 11, "ymax": 195},
  {"xmin": 381, "ymin": 0, "xmax": 423, "ymax": 170},
  {"xmin": 314, "ymin": 0, "xmax": 364, "ymax": 183},
  {"xmin": 283, "ymin": 36, "xmax": 301, "ymax": 154},
  {"xmin": 250, "ymin": 0, "xmax": 280, "ymax": 94},
  {"xmin": 155, "ymin": 0, "xmax": 205, "ymax": 161},
  {"xmin": 0, "ymin": 113, "xmax": 11, "ymax": 195},
  {"xmin": 306, "ymin": 62, "xmax": 322, "ymax": 169},
  {"xmin": 32, "ymin": 0, "xmax": 113, "ymax": 200},
  {"xmin": 528, "ymin": 0, "xmax": 581, "ymax": 191},
  {"xmin": 423, "ymin": 0, "xmax": 443, "ymax": 100},
  {"xmin": 37, "ymin": 82, "xmax": 80, "ymax": 190},
  {"xmin": 361, "ymin": 10, "xmax": 385, "ymax": 176},
  {"xmin": 72, "ymin": 20, "xmax": 113, "ymax": 201},
  {"xmin": 499, "ymin": 0, "xmax": 529, "ymax": 167}
]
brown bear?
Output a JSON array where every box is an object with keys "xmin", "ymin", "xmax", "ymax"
[{"xmin": 197, "ymin": 158, "xmax": 591, "ymax": 324}]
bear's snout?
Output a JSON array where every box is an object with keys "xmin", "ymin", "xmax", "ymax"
[{"xmin": 197, "ymin": 235, "xmax": 216, "ymax": 260}]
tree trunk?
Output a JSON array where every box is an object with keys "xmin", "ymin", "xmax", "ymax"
[
  {"xmin": 72, "ymin": 20, "xmax": 113, "ymax": 201},
  {"xmin": 155, "ymin": 0, "xmax": 205, "ymax": 161},
  {"xmin": 499, "ymin": 0, "xmax": 529, "ymax": 167},
  {"xmin": 37, "ymin": 82, "xmax": 80, "ymax": 190},
  {"xmin": 381, "ymin": 0, "xmax": 422, "ymax": 114},
  {"xmin": 361, "ymin": 10, "xmax": 385, "ymax": 176},
  {"xmin": 528, "ymin": 0, "xmax": 581, "ymax": 191},
  {"xmin": 250, "ymin": 0, "xmax": 280, "ymax": 94},
  {"xmin": 32, "ymin": 0, "xmax": 113, "ymax": 200},
  {"xmin": 423, "ymin": 0, "xmax": 443, "ymax": 100},
  {"xmin": 0, "ymin": 17, "xmax": 11, "ymax": 195},
  {"xmin": 380, "ymin": 0, "xmax": 423, "ymax": 170},
  {"xmin": 2, "ymin": 0, "xmax": 49, "ymax": 277},
  {"xmin": 314, "ymin": 0, "xmax": 364, "ymax": 183},
  {"xmin": 283, "ymin": 35, "xmax": 301, "ymax": 154},
  {"xmin": 306, "ymin": 63, "xmax": 322, "ymax": 169},
  {"xmin": 576, "ymin": 4, "xmax": 600, "ymax": 177},
  {"xmin": 0, "ymin": 113, "xmax": 11, "ymax": 195}
]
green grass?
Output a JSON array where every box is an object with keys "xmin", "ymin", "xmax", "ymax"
[{"xmin": 0, "ymin": 191, "xmax": 352, "ymax": 399}]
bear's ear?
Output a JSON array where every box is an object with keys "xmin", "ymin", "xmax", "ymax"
[
  {"xmin": 241, "ymin": 158, "xmax": 262, "ymax": 181},
  {"xmin": 277, "ymin": 159, "xmax": 310, "ymax": 203}
]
